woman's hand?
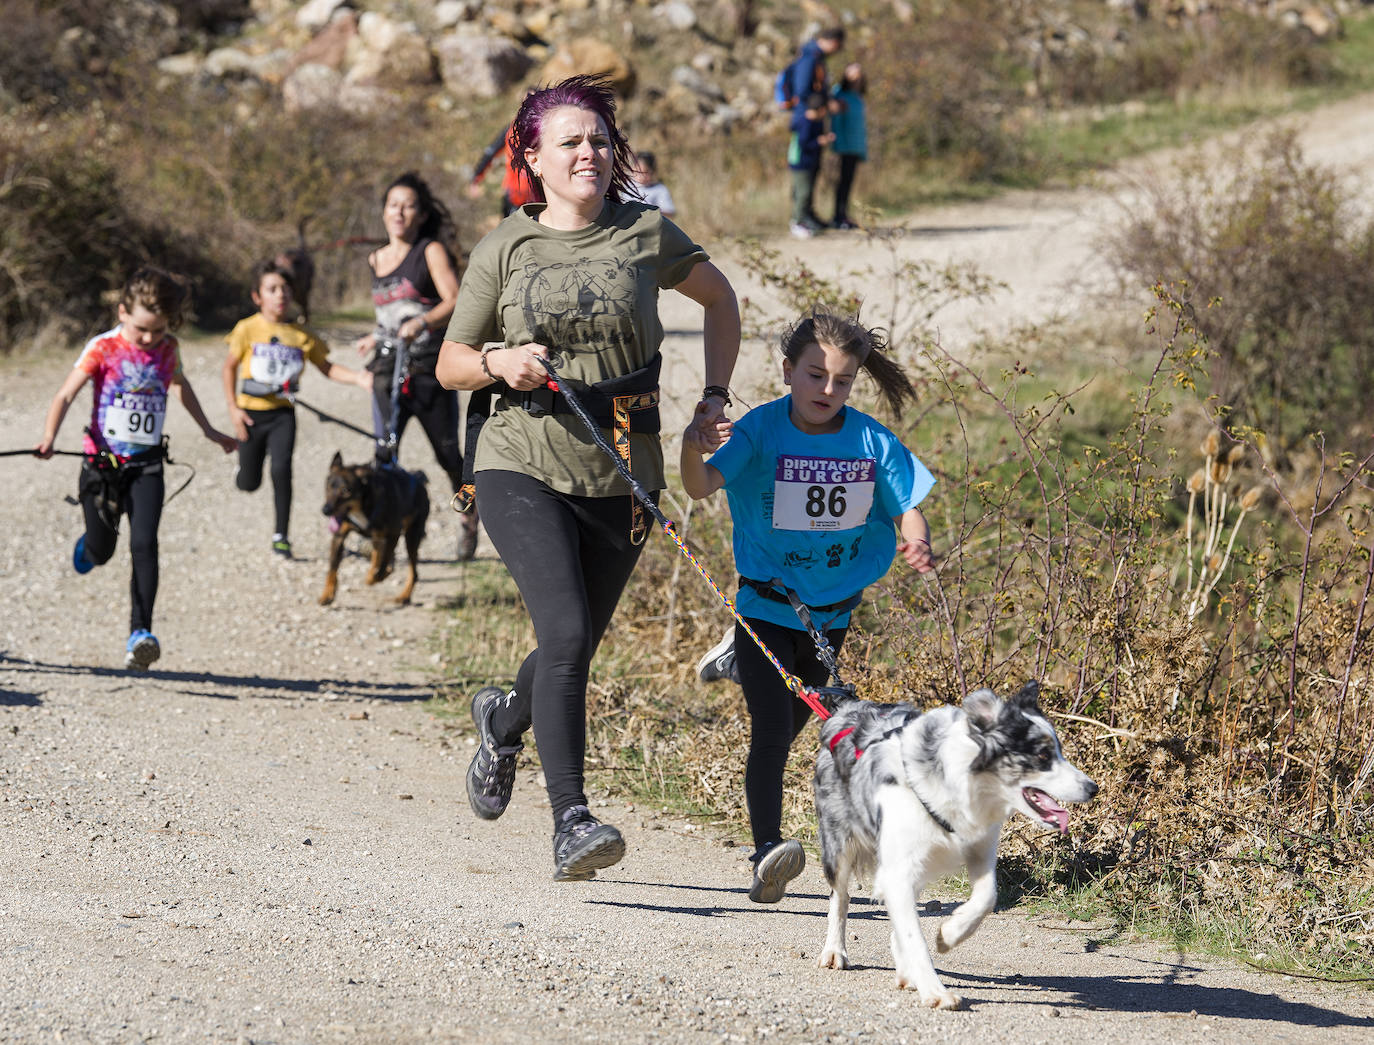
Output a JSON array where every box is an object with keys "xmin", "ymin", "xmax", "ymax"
[
  {"xmin": 683, "ymin": 397, "xmax": 732, "ymax": 453},
  {"xmin": 355, "ymin": 333, "xmax": 377, "ymax": 358},
  {"xmin": 398, "ymin": 316, "xmax": 428, "ymax": 342},
  {"xmin": 486, "ymin": 343, "xmax": 553, "ymax": 391}
]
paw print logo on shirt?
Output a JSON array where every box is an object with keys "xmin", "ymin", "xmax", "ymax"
[
  {"xmin": 826, "ymin": 543, "xmax": 844, "ymax": 567},
  {"xmin": 849, "ymin": 536, "xmax": 862, "ymax": 561}
]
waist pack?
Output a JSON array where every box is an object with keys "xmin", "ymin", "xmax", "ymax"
[
  {"xmin": 78, "ymin": 443, "xmax": 166, "ymax": 531},
  {"xmin": 502, "ymin": 353, "xmax": 662, "ymax": 435}
]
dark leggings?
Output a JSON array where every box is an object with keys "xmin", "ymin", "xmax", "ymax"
[
  {"xmin": 735, "ymin": 616, "xmax": 848, "ymax": 853},
  {"xmin": 80, "ymin": 460, "xmax": 164, "ymax": 633},
  {"xmin": 478, "ymin": 469, "xmax": 650, "ymax": 825},
  {"xmin": 235, "ymin": 407, "xmax": 296, "ymax": 536},
  {"xmin": 833, "ymin": 153, "xmax": 862, "ymax": 224},
  {"xmin": 372, "ymin": 368, "xmax": 464, "ymax": 494}
]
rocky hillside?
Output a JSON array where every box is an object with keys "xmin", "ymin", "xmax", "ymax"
[{"xmin": 12, "ymin": 1, "xmax": 1359, "ymax": 135}]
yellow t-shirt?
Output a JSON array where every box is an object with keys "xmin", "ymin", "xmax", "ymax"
[{"xmin": 226, "ymin": 313, "xmax": 330, "ymax": 411}]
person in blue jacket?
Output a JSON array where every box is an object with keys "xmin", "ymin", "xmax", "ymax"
[
  {"xmin": 680, "ymin": 311, "xmax": 936, "ymax": 904},
  {"xmin": 829, "ymin": 62, "xmax": 868, "ymax": 230},
  {"xmin": 779, "ymin": 26, "xmax": 845, "ymax": 110},
  {"xmin": 788, "ymin": 93, "xmax": 833, "ymax": 238}
]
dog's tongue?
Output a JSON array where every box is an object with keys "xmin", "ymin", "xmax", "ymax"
[
  {"xmin": 1024, "ymin": 787, "xmax": 1070, "ymax": 835},
  {"xmin": 327, "ymin": 516, "xmax": 341, "ymax": 534}
]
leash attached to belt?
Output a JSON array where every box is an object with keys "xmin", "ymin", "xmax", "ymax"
[{"xmin": 536, "ymin": 354, "xmax": 845, "ymax": 720}]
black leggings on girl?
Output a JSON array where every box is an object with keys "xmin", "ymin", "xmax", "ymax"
[
  {"xmin": 80, "ymin": 460, "xmax": 164, "ymax": 633},
  {"xmin": 735, "ymin": 617, "xmax": 848, "ymax": 853},
  {"xmin": 477, "ymin": 469, "xmax": 650, "ymax": 824},
  {"xmin": 235, "ymin": 407, "xmax": 296, "ymax": 535}
]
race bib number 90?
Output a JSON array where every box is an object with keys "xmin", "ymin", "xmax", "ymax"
[
  {"xmin": 772, "ymin": 455, "xmax": 876, "ymax": 531},
  {"xmin": 249, "ymin": 340, "xmax": 305, "ymax": 389},
  {"xmin": 103, "ymin": 390, "xmax": 166, "ymax": 446}
]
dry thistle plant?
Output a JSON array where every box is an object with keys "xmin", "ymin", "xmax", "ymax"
[{"xmin": 1182, "ymin": 432, "xmax": 1265, "ymax": 620}]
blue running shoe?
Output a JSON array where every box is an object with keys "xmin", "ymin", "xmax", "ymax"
[
  {"xmin": 125, "ymin": 630, "xmax": 161, "ymax": 670},
  {"xmin": 72, "ymin": 535, "xmax": 93, "ymax": 575}
]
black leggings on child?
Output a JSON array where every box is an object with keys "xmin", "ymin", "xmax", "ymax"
[
  {"xmin": 477, "ymin": 469, "xmax": 650, "ymax": 825},
  {"xmin": 235, "ymin": 406, "xmax": 296, "ymax": 536},
  {"xmin": 80, "ymin": 459, "xmax": 164, "ymax": 633},
  {"xmin": 735, "ymin": 616, "xmax": 849, "ymax": 853}
]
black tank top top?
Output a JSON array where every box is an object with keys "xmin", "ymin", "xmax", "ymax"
[{"xmin": 371, "ymin": 237, "xmax": 443, "ymax": 357}]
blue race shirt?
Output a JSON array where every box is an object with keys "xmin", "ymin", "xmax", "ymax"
[{"xmin": 708, "ymin": 396, "xmax": 935, "ymax": 630}]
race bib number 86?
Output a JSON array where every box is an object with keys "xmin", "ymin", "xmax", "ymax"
[{"xmin": 772, "ymin": 455, "xmax": 876, "ymax": 531}]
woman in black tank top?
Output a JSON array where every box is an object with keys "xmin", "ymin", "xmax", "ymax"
[{"xmin": 353, "ymin": 172, "xmax": 478, "ymax": 559}]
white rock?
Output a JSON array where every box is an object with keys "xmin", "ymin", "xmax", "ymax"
[
  {"xmin": 435, "ymin": 33, "xmax": 535, "ymax": 99},
  {"xmin": 157, "ymin": 52, "xmax": 204, "ymax": 77},
  {"xmin": 204, "ymin": 47, "xmax": 255, "ymax": 78},
  {"xmin": 297, "ymin": 0, "xmax": 348, "ymax": 33},
  {"xmin": 654, "ymin": 1, "xmax": 697, "ymax": 31}
]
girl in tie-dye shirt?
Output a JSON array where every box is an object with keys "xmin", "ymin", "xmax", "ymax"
[{"xmin": 36, "ymin": 266, "xmax": 236, "ymax": 670}]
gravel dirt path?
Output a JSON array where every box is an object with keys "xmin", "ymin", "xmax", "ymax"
[{"xmin": 4, "ymin": 95, "xmax": 1374, "ymax": 1043}]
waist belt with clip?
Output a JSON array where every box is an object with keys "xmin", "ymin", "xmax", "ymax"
[{"xmin": 502, "ymin": 353, "xmax": 663, "ymax": 544}]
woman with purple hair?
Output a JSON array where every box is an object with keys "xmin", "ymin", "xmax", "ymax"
[{"xmin": 438, "ymin": 77, "xmax": 740, "ymax": 882}]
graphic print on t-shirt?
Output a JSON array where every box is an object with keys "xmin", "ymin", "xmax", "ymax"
[
  {"xmin": 772, "ymin": 454, "xmax": 877, "ymax": 532},
  {"xmin": 516, "ymin": 256, "xmax": 639, "ymax": 361}
]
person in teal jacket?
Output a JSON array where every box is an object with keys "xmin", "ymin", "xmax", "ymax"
[{"xmin": 829, "ymin": 62, "xmax": 868, "ymax": 230}]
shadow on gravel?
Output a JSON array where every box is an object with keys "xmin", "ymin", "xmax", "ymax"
[
  {"xmin": 948, "ymin": 967, "xmax": 1374, "ymax": 1026},
  {"xmin": 0, "ymin": 653, "xmax": 429, "ymax": 704},
  {"xmin": 585, "ymin": 881, "xmax": 895, "ymax": 921},
  {"xmin": 0, "ymin": 686, "xmax": 42, "ymax": 706}
]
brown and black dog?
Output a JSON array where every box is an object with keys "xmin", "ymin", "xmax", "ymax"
[{"xmin": 320, "ymin": 452, "xmax": 429, "ymax": 606}]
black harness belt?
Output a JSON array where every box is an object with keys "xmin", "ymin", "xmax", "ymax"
[{"xmin": 503, "ymin": 353, "xmax": 662, "ymax": 544}]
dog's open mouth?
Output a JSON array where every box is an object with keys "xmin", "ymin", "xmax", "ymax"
[{"xmin": 1023, "ymin": 787, "xmax": 1070, "ymax": 835}]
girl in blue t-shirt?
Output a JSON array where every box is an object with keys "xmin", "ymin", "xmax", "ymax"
[{"xmin": 680, "ymin": 312, "xmax": 935, "ymax": 904}]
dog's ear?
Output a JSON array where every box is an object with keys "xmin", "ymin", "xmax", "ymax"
[
  {"xmin": 963, "ymin": 689, "xmax": 1002, "ymax": 733},
  {"xmin": 330, "ymin": 451, "xmax": 343, "ymax": 469},
  {"xmin": 1010, "ymin": 679, "xmax": 1041, "ymax": 712}
]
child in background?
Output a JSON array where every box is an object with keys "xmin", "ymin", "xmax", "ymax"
[
  {"xmin": 680, "ymin": 312, "xmax": 936, "ymax": 903},
  {"xmin": 35, "ymin": 265, "xmax": 237, "ymax": 669},
  {"xmin": 630, "ymin": 151, "xmax": 677, "ymax": 218},
  {"xmin": 829, "ymin": 62, "xmax": 868, "ymax": 230},
  {"xmin": 222, "ymin": 260, "xmax": 371, "ymax": 557},
  {"xmin": 788, "ymin": 93, "xmax": 833, "ymax": 239}
]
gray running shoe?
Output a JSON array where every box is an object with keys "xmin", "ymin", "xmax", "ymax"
[
  {"xmin": 749, "ymin": 839, "xmax": 805, "ymax": 903},
  {"xmin": 553, "ymin": 805, "xmax": 625, "ymax": 881},
  {"xmin": 466, "ymin": 686, "xmax": 522, "ymax": 820},
  {"xmin": 696, "ymin": 626, "xmax": 739, "ymax": 684}
]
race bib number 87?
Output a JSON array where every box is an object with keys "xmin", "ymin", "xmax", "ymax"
[
  {"xmin": 772, "ymin": 455, "xmax": 876, "ymax": 531},
  {"xmin": 249, "ymin": 340, "xmax": 305, "ymax": 389}
]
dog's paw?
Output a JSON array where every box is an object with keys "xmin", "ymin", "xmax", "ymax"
[
  {"xmin": 318, "ymin": 589, "xmax": 335, "ymax": 606},
  {"xmin": 935, "ymin": 928, "xmax": 951, "ymax": 953},
  {"xmin": 816, "ymin": 947, "xmax": 849, "ymax": 971},
  {"xmin": 922, "ymin": 990, "xmax": 963, "ymax": 1011}
]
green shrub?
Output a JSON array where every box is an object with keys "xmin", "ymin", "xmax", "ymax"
[{"xmin": 1109, "ymin": 130, "xmax": 1374, "ymax": 455}]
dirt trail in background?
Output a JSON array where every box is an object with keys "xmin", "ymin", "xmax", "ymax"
[{"xmin": 3, "ymin": 96, "xmax": 1374, "ymax": 1043}]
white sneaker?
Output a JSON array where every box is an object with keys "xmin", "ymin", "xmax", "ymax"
[
  {"xmin": 696, "ymin": 626, "xmax": 739, "ymax": 684},
  {"xmin": 789, "ymin": 223, "xmax": 814, "ymax": 240}
]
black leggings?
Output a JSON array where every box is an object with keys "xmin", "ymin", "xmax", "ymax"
[
  {"xmin": 833, "ymin": 154, "xmax": 862, "ymax": 224},
  {"xmin": 372, "ymin": 368, "xmax": 463, "ymax": 494},
  {"xmin": 735, "ymin": 617, "xmax": 848, "ymax": 853},
  {"xmin": 235, "ymin": 407, "xmax": 296, "ymax": 536},
  {"xmin": 478, "ymin": 469, "xmax": 651, "ymax": 825},
  {"xmin": 80, "ymin": 460, "xmax": 165, "ymax": 633}
]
